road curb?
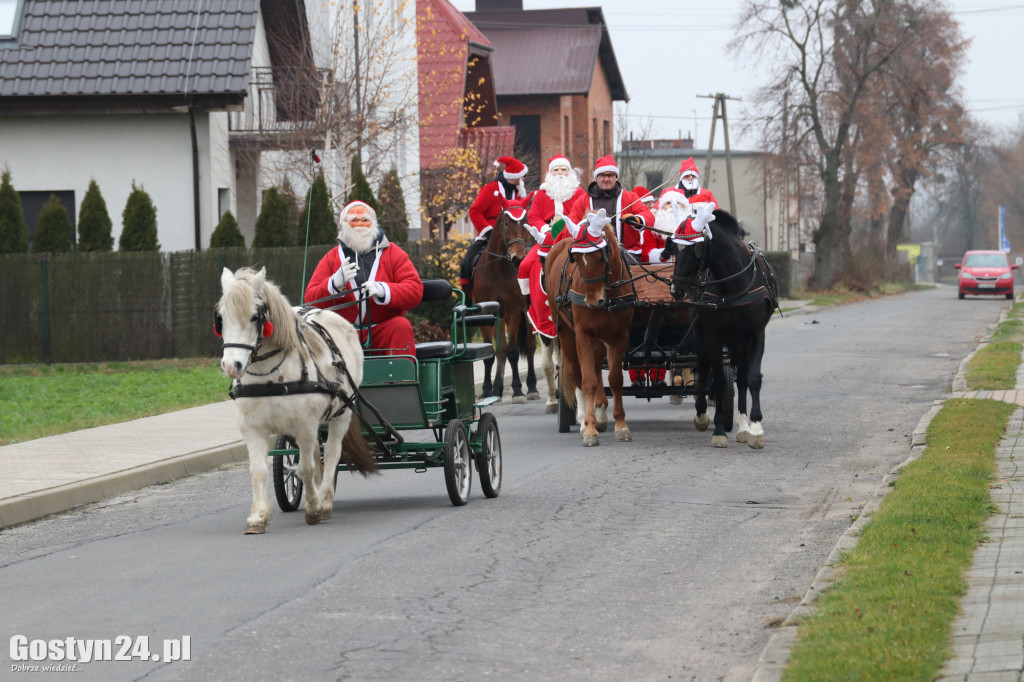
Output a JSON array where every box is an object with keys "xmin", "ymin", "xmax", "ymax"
[{"xmin": 0, "ymin": 443, "xmax": 248, "ymax": 529}]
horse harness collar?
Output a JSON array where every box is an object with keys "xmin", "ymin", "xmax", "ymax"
[{"xmin": 681, "ymin": 240, "xmax": 780, "ymax": 311}]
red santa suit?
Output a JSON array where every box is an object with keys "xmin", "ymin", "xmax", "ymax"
[
  {"xmin": 468, "ymin": 156, "xmax": 529, "ymax": 241},
  {"xmin": 568, "ymin": 186, "xmax": 655, "ymax": 260},
  {"xmin": 305, "ymin": 231, "xmax": 423, "ymax": 356}
]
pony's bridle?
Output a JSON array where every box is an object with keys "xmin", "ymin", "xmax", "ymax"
[
  {"xmin": 214, "ymin": 299, "xmax": 281, "ymax": 368},
  {"xmin": 485, "ymin": 217, "xmax": 529, "ymax": 264}
]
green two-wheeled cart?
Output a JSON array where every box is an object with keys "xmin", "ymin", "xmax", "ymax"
[{"xmin": 269, "ymin": 279, "xmax": 503, "ymax": 509}]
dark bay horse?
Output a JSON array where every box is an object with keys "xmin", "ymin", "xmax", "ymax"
[
  {"xmin": 545, "ymin": 214, "xmax": 633, "ymax": 446},
  {"xmin": 473, "ymin": 201, "xmax": 539, "ymax": 402},
  {"xmin": 669, "ymin": 209, "xmax": 778, "ymax": 448}
]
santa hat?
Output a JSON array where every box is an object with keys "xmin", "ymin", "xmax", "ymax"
[
  {"xmin": 495, "ymin": 156, "xmax": 528, "ymax": 181},
  {"xmin": 593, "ymin": 155, "xmax": 619, "ymax": 178},
  {"xmin": 672, "ymin": 204, "xmax": 715, "ymax": 246},
  {"xmin": 632, "ymin": 186, "xmax": 654, "ymax": 203},
  {"xmin": 679, "ymin": 157, "xmax": 699, "ymax": 182},
  {"xmin": 571, "ymin": 211, "xmax": 610, "ymax": 254},
  {"xmin": 339, "ymin": 200, "xmax": 377, "ymax": 223},
  {"xmin": 548, "ymin": 155, "xmax": 572, "ymax": 173}
]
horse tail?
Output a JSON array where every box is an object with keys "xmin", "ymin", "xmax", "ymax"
[
  {"xmin": 341, "ymin": 418, "xmax": 378, "ymax": 476},
  {"xmin": 559, "ymin": 347, "xmax": 576, "ymax": 410}
]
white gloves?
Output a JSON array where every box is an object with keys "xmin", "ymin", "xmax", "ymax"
[
  {"xmin": 647, "ymin": 247, "xmax": 666, "ymax": 263},
  {"xmin": 587, "ymin": 208, "xmax": 612, "ymax": 232},
  {"xmin": 361, "ymin": 280, "xmax": 387, "ymax": 301},
  {"xmin": 524, "ymin": 222, "xmax": 543, "ymax": 244},
  {"xmin": 692, "ymin": 203, "xmax": 716, "ymax": 234},
  {"xmin": 331, "ymin": 256, "xmax": 359, "ymax": 292}
]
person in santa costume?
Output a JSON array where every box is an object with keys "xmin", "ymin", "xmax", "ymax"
[
  {"xmin": 516, "ymin": 154, "xmax": 587, "ymax": 338},
  {"xmin": 459, "ymin": 156, "xmax": 531, "ymax": 298},
  {"xmin": 305, "ymin": 200, "xmax": 423, "ymax": 356},
  {"xmin": 567, "ymin": 155, "xmax": 655, "ymax": 262},
  {"xmin": 632, "ymin": 185, "xmax": 664, "ymax": 250},
  {"xmin": 676, "ymin": 157, "xmax": 719, "ymax": 209}
]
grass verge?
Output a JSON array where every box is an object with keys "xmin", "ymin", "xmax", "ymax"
[
  {"xmin": 0, "ymin": 358, "xmax": 229, "ymax": 446},
  {"xmin": 965, "ymin": 302, "xmax": 1024, "ymax": 390},
  {"xmin": 782, "ymin": 398, "xmax": 1013, "ymax": 681},
  {"xmin": 792, "ymin": 282, "xmax": 930, "ymax": 308}
]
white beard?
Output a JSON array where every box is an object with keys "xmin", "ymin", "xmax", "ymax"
[
  {"xmin": 540, "ymin": 173, "xmax": 579, "ymax": 204},
  {"xmin": 340, "ymin": 222, "xmax": 378, "ymax": 254},
  {"xmin": 654, "ymin": 204, "xmax": 686, "ymax": 235},
  {"xmin": 681, "ymin": 177, "xmax": 700, "ymax": 192}
]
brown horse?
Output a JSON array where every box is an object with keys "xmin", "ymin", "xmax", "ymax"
[
  {"xmin": 473, "ymin": 201, "xmax": 539, "ymax": 402},
  {"xmin": 545, "ymin": 213, "xmax": 633, "ymax": 446}
]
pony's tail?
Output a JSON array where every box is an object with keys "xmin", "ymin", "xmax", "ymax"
[
  {"xmin": 342, "ymin": 418, "xmax": 378, "ymax": 476},
  {"xmin": 559, "ymin": 348, "xmax": 576, "ymax": 410}
]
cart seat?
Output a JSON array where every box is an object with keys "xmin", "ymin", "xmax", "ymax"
[
  {"xmin": 460, "ymin": 343, "xmax": 494, "ymax": 360},
  {"xmin": 416, "ymin": 341, "xmax": 455, "ymax": 359}
]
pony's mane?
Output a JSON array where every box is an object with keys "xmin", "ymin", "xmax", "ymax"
[
  {"xmin": 711, "ymin": 209, "xmax": 744, "ymax": 241},
  {"xmin": 224, "ymin": 267, "xmax": 310, "ymax": 357}
]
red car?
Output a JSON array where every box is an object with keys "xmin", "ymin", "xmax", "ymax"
[{"xmin": 956, "ymin": 250, "xmax": 1017, "ymax": 299}]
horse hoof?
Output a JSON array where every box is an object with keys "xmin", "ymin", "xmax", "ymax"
[
  {"xmin": 747, "ymin": 435, "xmax": 765, "ymax": 449},
  {"xmin": 669, "ymin": 395, "xmax": 683, "ymax": 405},
  {"xmin": 595, "ymin": 422, "xmax": 608, "ymax": 433},
  {"xmin": 694, "ymin": 414, "xmax": 710, "ymax": 432},
  {"xmin": 615, "ymin": 427, "xmax": 632, "ymax": 442},
  {"xmin": 305, "ymin": 512, "xmax": 321, "ymax": 526},
  {"xmin": 244, "ymin": 524, "xmax": 266, "ymax": 535},
  {"xmin": 582, "ymin": 433, "xmax": 600, "ymax": 447},
  {"xmin": 527, "ymin": 392, "xmax": 541, "ymax": 400},
  {"xmin": 711, "ymin": 435, "xmax": 729, "ymax": 448},
  {"xmin": 511, "ymin": 395, "xmax": 527, "ymax": 405},
  {"xmin": 736, "ymin": 431, "xmax": 749, "ymax": 443},
  {"xmin": 545, "ymin": 403, "xmax": 558, "ymax": 414},
  {"xmin": 320, "ymin": 508, "xmax": 332, "ymax": 522}
]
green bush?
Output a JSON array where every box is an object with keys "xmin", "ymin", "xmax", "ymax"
[
  {"xmin": 32, "ymin": 194, "xmax": 74, "ymax": 253},
  {"xmin": 77, "ymin": 179, "xmax": 114, "ymax": 252},
  {"xmin": 210, "ymin": 210, "xmax": 245, "ymax": 248},
  {"xmin": 119, "ymin": 181, "xmax": 160, "ymax": 251},
  {"xmin": 764, "ymin": 251, "xmax": 792, "ymax": 299},
  {"xmin": 0, "ymin": 167, "xmax": 29, "ymax": 253},
  {"xmin": 345, "ymin": 155, "xmax": 381, "ymax": 215},
  {"xmin": 252, "ymin": 187, "xmax": 293, "ymax": 247},
  {"xmin": 298, "ymin": 173, "xmax": 337, "ymax": 245},
  {"xmin": 378, "ymin": 168, "xmax": 409, "ymax": 245}
]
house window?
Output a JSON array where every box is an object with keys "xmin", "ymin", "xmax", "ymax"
[
  {"xmin": 510, "ymin": 115, "xmax": 541, "ymax": 188},
  {"xmin": 20, "ymin": 190, "xmax": 77, "ymax": 249},
  {"xmin": 603, "ymin": 120, "xmax": 610, "ymax": 156},
  {"xmin": 0, "ymin": 0, "xmax": 22, "ymax": 39},
  {"xmin": 563, "ymin": 115, "xmax": 570, "ymax": 159},
  {"xmin": 646, "ymin": 171, "xmax": 664, "ymax": 191},
  {"xmin": 218, "ymin": 188, "xmax": 231, "ymax": 218}
]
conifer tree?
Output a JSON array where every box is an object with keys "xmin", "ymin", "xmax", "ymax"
[
  {"xmin": 77, "ymin": 179, "xmax": 114, "ymax": 252},
  {"xmin": 119, "ymin": 181, "xmax": 160, "ymax": 251},
  {"xmin": 298, "ymin": 173, "xmax": 337, "ymax": 245},
  {"xmin": 0, "ymin": 167, "xmax": 29, "ymax": 253},
  {"xmin": 377, "ymin": 168, "xmax": 409, "ymax": 244},
  {"xmin": 252, "ymin": 187, "xmax": 292, "ymax": 247},
  {"xmin": 280, "ymin": 176, "xmax": 301, "ymax": 244},
  {"xmin": 209, "ymin": 210, "xmax": 245, "ymax": 248},
  {"xmin": 345, "ymin": 155, "xmax": 381, "ymax": 216},
  {"xmin": 32, "ymin": 194, "xmax": 74, "ymax": 253}
]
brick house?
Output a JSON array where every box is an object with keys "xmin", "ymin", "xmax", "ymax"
[{"xmin": 463, "ymin": 0, "xmax": 628, "ymax": 188}]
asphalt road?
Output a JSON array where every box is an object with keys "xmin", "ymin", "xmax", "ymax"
[{"xmin": 0, "ymin": 284, "xmax": 1008, "ymax": 682}]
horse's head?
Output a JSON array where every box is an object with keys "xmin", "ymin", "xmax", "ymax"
[
  {"xmin": 670, "ymin": 209, "xmax": 749, "ymax": 299},
  {"xmin": 490, "ymin": 195, "xmax": 535, "ymax": 266},
  {"xmin": 216, "ymin": 267, "xmax": 295, "ymax": 379},
  {"xmin": 569, "ymin": 215, "xmax": 621, "ymax": 308}
]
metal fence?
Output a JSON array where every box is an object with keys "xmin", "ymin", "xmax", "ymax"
[{"xmin": 0, "ymin": 242, "xmax": 444, "ymax": 365}]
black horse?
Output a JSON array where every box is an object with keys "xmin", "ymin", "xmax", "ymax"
[{"xmin": 668, "ymin": 209, "xmax": 778, "ymax": 448}]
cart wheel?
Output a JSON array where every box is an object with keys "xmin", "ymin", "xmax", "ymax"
[
  {"xmin": 475, "ymin": 413, "xmax": 502, "ymax": 498},
  {"xmin": 272, "ymin": 435, "xmax": 302, "ymax": 512},
  {"xmin": 722, "ymin": 363, "xmax": 736, "ymax": 433},
  {"xmin": 557, "ymin": 388, "xmax": 574, "ymax": 433},
  {"xmin": 444, "ymin": 420, "xmax": 472, "ymax": 506}
]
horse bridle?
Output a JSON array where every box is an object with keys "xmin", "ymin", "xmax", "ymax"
[
  {"xmin": 214, "ymin": 298, "xmax": 282, "ymax": 368},
  {"xmin": 484, "ymin": 217, "xmax": 530, "ymax": 263}
]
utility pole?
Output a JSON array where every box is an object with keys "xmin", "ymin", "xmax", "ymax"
[
  {"xmin": 353, "ymin": 2, "xmax": 362, "ymax": 163},
  {"xmin": 697, "ymin": 93, "xmax": 739, "ymax": 214}
]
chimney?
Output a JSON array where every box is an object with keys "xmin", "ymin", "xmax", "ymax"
[{"xmin": 476, "ymin": 0, "xmax": 524, "ymax": 11}]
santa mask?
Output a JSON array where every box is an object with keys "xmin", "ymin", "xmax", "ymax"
[
  {"xmin": 338, "ymin": 202, "xmax": 378, "ymax": 254},
  {"xmin": 680, "ymin": 172, "xmax": 700, "ymax": 194},
  {"xmin": 540, "ymin": 163, "xmax": 579, "ymax": 203}
]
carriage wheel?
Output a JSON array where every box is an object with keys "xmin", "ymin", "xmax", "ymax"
[
  {"xmin": 475, "ymin": 413, "xmax": 502, "ymax": 498},
  {"xmin": 444, "ymin": 420, "xmax": 472, "ymax": 506},
  {"xmin": 722, "ymin": 362, "xmax": 737, "ymax": 433},
  {"xmin": 272, "ymin": 435, "xmax": 302, "ymax": 512},
  {"xmin": 557, "ymin": 388, "xmax": 574, "ymax": 433}
]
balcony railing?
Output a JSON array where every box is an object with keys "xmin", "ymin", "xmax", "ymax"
[{"xmin": 229, "ymin": 66, "xmax": 333, "ymax": 136}]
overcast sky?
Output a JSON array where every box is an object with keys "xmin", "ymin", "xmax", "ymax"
[{"xmin": 449, "ymin": 0, "xmax": 1024, "ymax": 150}]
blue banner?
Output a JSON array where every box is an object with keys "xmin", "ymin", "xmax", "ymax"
[{"xmin": 1000, "ymin": 205, "xmax": 1010, "ymax": 252}]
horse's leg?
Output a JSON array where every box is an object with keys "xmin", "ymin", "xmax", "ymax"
[
  {"xmin": 242, "ymin": 425, "xmax": 272, "ymax": 534},
  {"xmin": 743, "ymin": 329, "xmax": 767, "ymax": 449},
  {"xmin": 543, "ymin": 337, "xmax": 558, "ymax": 413},
  {"xmin": 709, "ymin": 355, "xmax": 729, "ymax": 448},
  {"xmin": 295, "ymin": 426, "xmax": 324, "ymax": 524},
  {"xmin": 490, "ymin": 319, "xmax": 508, "ymax": 400},
  {"xmin": 693, "ymin": 341, "xmax": 711, "ymax": 433},
  {"xmin": 576, "ymin": 332, "xmax": 601, "ymax": 446},
  {"xmin": 734, "ymin": 346, "xmax": 751, "ymax": 444},
  {"xmin": 480, "ymin": 326, "xmax": 494, "ymax": 398},
  {"xmin": 318, "ymin": 412, "xmax": 349, "ymax": 521},
  {"xmin": 607, "ymin": 337, "xmax": 631, "ymax": 442},
  {"xmin": 591, "ymin": 347, "xmax": 608, "ymax": 433},
  {"xmin": 507, "ymin": 315, "xmax": 527, "ymax": 404},
  {"xmin": 559, "ymin": 328, "xmax": 584, "ymax": 428},
  {"xmin": 524, "ymin": 317, "xmax": 540, "ymax": 400}
]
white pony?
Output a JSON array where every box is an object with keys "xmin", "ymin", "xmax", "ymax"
[{"xmin": 216, "ymin": 267, "xmax": 376, "ymax": 534}]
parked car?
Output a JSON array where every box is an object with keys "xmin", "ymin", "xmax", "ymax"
[{"xmin": 955, "ymin": 250, "xmax": 1017, "ymax": 299}]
